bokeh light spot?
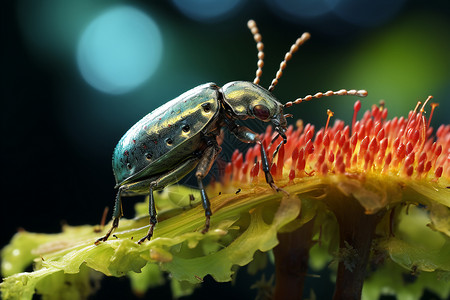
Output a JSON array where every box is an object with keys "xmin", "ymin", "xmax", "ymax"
[
  {"xmin": 269, "ymin": 0, "xmax": 340, "ymax": 19},
  {"xmin": 333, "ymin": 0, "xmax": 407, "ymax": 27},
  {"xmin": 171, "ymin": 0, "xmax": 243, "ymax": 22},
  {"xmin": 77, "ymin": 6, "xmax": 163, "ymax": 94}
]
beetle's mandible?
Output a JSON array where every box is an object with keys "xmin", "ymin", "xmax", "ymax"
[{"xmin": 95, "ymin": 20, "xmax": 367, "ymax": 245}]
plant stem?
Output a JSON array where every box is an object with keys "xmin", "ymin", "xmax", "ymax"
[
  {"xmin": 273, "ymin": 218, "xmax": 315, "ymax": 300},
  {"xmin": 325, "ymin": 193, "xmax": 385, "ymax": 300}
]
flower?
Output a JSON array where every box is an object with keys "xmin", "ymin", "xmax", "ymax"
[
  {"xmin": 218, "ymin": 97, "xmax": 449, "ymax": 299},
  {"xmin": 1, "ymin": 98, "xmax": 449, "ymax": 300},
  {"xmin": 224, "ymin": 97, "xmax": 447, "ymax": 189}
]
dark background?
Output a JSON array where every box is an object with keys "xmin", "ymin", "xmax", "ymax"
[{"xmin": 2, "ymin": 0, "xmax": 449, "ymax": 299}]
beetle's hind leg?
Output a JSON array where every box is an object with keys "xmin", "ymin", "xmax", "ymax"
[
  {"xmin": 196, "ymin": 141, "xmax": 221, "ymax": 234},
  {"xmin": 95, "ymin": 187, "xmax": 124, "ymax": 245},
  {"xmin": 137, "ymin": 157, "xmax": 200, "ymax": 243},
  {"xmin": 138, "ymin": 183, "xmax": 157, "ymax": 244}
]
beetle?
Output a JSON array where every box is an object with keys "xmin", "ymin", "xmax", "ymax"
[{"xmin": 95, "ymin": 20, "xmax": 367, "ymax": 245}]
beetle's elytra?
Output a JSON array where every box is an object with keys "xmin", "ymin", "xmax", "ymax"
[{"xmin": 95, "ymin": 20, "xmax": 367, "ymax": 245}]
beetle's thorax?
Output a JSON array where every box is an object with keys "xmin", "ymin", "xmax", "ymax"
[{"xmin": 220, "ymin": 81, "xmax": 284, "ymax": 121}]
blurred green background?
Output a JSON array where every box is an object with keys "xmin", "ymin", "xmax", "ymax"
[{"xmin": 2, "ymin": 0, "xmax": 449, "ymax": 299}]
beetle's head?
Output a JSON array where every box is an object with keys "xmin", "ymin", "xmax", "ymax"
[{"xmin": 221, "ymin": 81, "xmax": 288, "ymax": 140}]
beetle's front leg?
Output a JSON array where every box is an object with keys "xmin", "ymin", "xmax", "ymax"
[
  {"xmin": 95, "ymin": 187, "xmax": 124, "ymax": 245},
  {"xmin": 230, "ymin": 125, "xmax": 284, "ymax": 193},
  {"xmin": 196, "ymin": 141, "xmax": 221, "ymax": 234}
]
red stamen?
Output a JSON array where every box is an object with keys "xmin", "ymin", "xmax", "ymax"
[
  {"xmin": 305, "ymin": 140, "xmax": 314, "ymax": 154},
  {"xmin": 358, "ymin": 124, "xmax": 366, "ymax": 141},
  {"xmin": 328, "ymin": 151, "xmax": 335, "ymax": 163},
  {"xmin": 242, "ymin": 162, "xmax": 249, "ymax": 183},
  {"xmin": 342, "ymin": 140, "xmax": 350, "ymax": 155},
  {"xmin": 317, "ymin": 148, "xmax": 326, "ymax": 165},
  {"xmin": 381, "ymin": 108, "xmax": 388, "ymax": 120},
  {"xmin": 225, "ymin": 162, "xmax": 232, "ymax": 184},
  {"xmin": 403, "ymin": 102, "xmax": 421, "ymax": 138},
  {"xmin": 366, "ymin": 118, "xmax": 374, "ymax": 136},
  {"xmin": 352, "ymin": 100, "xmax": 361, "ymax": 134},
  {"xmin": 252, "ymin": 161, "xmax": 260, "ymax": 177},
  {"xmin": 362, "ymin": 110, "xmax": 371, "ymax": 123},
  {"xmin": 251, "ymin": 161, "xmax": 259, "ymax": 184},
  {"xmin": 305, "ymin": 129, "xmax": 314, "ymax": 142},
  {"xmin": 427, "ymin": 103, "xmax": 439, "ymax": 129},
  {"xmin": 350, "ymin": 132, "xmax": 358, "ymax": 150},
  {"xmin": 320, "ymin": 163, "xmax": 328, "ymax": 175},
  {"xmin": 418, "ymin": 152, "xmax": 427, "ymax": 163},
  {"xmin": 296, "ymin": 149, "xmax": 306, "ymax": 172},
  {"xmin": 396, "ymin": 143, "xmax": 406, "ymax": 160},
  {"xmin": 235, "ymin": 153, "xmax": 243, "ymax": 169},
  {"xmin": 382, "ymin": 152, "xmax": 392, "ymax": 173},
  {"xmin": 333, "ymin": 131, "xmax": 342, "ymax": 152},
  {"xmin": 374, "ymin": 121, "xmax": 382, "ymax": 136},
  {"xmin": 359, "ymin": 136, "xmax": 370, "ymax": 154},
  {"xmin": 406, "ymin": 165, "xmax": 414, "ymax": 177},
  {"xmin": 368, "ymin": 137, "xmax": 379, "ymax": 155},
  {"xmin": 434, "ymin": 144, "xmax": 442, "ymax": 157},
  {"xmin": 371, "ymin": 104, "xmax": 380, "ymax": 119},
  {"xmin": 276, "ymin": 144, "xmax": 285, "ymax": 178},
  {"xmin": 405, "ymin": 142, "xmax": 414, "ymax": 155},
  {"xmin": 376, "ymin": 127, "xmax": 385, "ymax": 141},
  {"xmin": 245, "ymin": 147, "xmax": 254, "ymax": 164},
  {"xmin": 417, "ymin": 161, "xmax": 425, "ymax": 174},
  {"xmin": 325, "ymin": 109, "xmax": 334, "ymax": 132},
  {"xmin": 393, "ymin": 137, "xmax": 400, "ymax": 150},
  {"xmin": 435, "ymin": 166, "xmax": 443, "ymax": 178},
  {"xmin": 291, "ymin": 147, "xmax": 299, "ymax": 163},
  {"xmin": 343, "ymin": 125, "xmax": 350, "ymax": 138},
  {"xmin": 289, "ymin": 169, "xmax": 296, "ymax": 181},
  {"xmin": 271, "ymin": 163, "xmax": 277, "ymax": 176},
  {"xmin": 436, "ymin": 124, "xmax": 445, "ymax": 138},
  {"xmin": 315, "ymin": 130, "xmax": 324, "ymax": 147},
  {"xmin": 364, "ymin": 151, "xmax": 372, "ymax": 170},
  {"xmin": 336, "ymin": 152, "xmax": 343, "ymax": 166},
  {"xmin": 323, "ymin": 133, "xmax": 330, "ymax": 148},
  {"xmin": 379, "ymin": 138, "xmax": 388, "ymax": 154},
  {"xmin": 231, "ymin": 149, "xmax": 240, "ymax": 162},
  {"xmin": 405, "ymin": 152, "xmax": 415, "ymax": 167},
  {"xmin": 419, "ymin": 96, "xmax": 432, "ymax": 114},
  {"xmin": 353, "ymin": 121, "xmax": 360, "ymax": 136}
]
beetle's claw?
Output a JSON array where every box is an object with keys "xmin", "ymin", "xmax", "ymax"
[
  {"xmin": 201, "ymin": 216, "xmax": 211, "ymax": 234},
  {"xmin": 137, "ymin": 235, "xmax": 150, "ymax": 244},
  {"xmin": 138, "ymin": 223, "xmax": 155, "ymax": 244},
  {"xmin": 270, "ymin": 182, "xmax": 289, "ymax": 196},
  {"xmin": 94, "ymin": 237, "xmax": 105, "ymax": 245},
  {"xmin": 138, "ymin": 233, "xmax": 153, "ymax": 244},
  {"xmin": 94, "ymin": 225, "xmax": 116, "ymax": 245}
]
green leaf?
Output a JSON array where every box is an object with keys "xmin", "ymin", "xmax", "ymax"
[
  {"xmin": 128, "ymin": 263, "xmax": 165, "ymax": 296},
  {"xmin": 362, "ymin": 259, "xmax": 450, "ymax": 300},
  {"xmin": 1, "ymin": 183, "xmax": 302, "ymax": 299},
  {"xmin": 384, "ymin": 205, "xmax": 450, "ymax": 273}
]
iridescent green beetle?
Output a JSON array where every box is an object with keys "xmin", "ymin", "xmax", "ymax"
[{"xmin": 95, "ymin": 20, "xmax": 367, "ymax": 245}]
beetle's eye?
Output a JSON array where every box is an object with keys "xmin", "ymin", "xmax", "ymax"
[{"xmin": 252, "ymin": 105, "xmax": 270, "ymax": 120}]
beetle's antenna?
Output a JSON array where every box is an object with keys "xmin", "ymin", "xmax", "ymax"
[
  {"xmin": 268, "ymin": 32, "xmax": 311, "ymax": 92},
  {"xmin": 247, "ymin": 20, "xmax": 265, "ymax": 85},
  {"xmin": 284, "ymin": 89, "xmax": 368, "ymax": 108}
]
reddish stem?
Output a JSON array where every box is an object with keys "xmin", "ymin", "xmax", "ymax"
[
  {"xmin": 273, "ymin": 218, "xmax": 315, "ymax": 300},
  {"xmin": 324, "ymin": 192, "xmax": 385, "ymax": 300}
]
